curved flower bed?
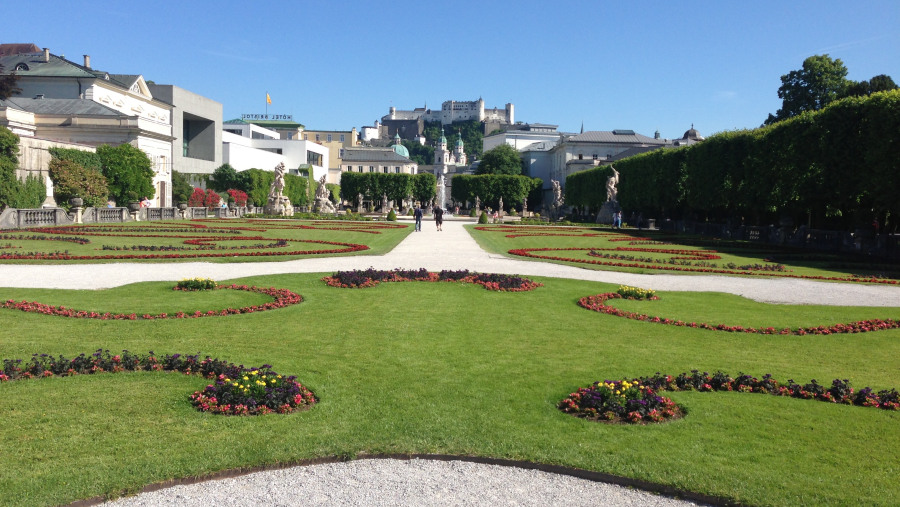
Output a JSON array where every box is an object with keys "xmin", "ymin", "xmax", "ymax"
[
  {"xmin": 1, "ymin": 284, "xmax": 302, "ymax": 320},
  {"xmin": 0, "ymin": 221, "xmax": 373, "ymax": 261},
  {"xmin": 0, "ymin": 349, "xmax": 317, "ymax": 416},
  {"xmin": 510, "ymin": 247, "xmax": 898, "ymax": 284},
  {"xmin": 578, "ymin": 291, "xmax": 900, "ymax": 335},
  {"xmin": 560, "ymin": 371, "xmax": 899, "ymax": 424},
  {"xmin": 322, "ymin": 268, "xmax": 542, "ymax": 292}
]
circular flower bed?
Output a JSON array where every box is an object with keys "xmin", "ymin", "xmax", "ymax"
[
  {"xmin": 578, "ymin": 286, "xmax": 899, "ymax": 336},
  {"xmin": 0, "ymin": 221, "xmax": 371, "ymax": 261},
  {"xmin": 559, "ymin": 379, "xmax": 681, "ymax": 424},
  {"xmin": 322, "ymin": 268, "xmax": 542, "ymax": 292},
  {"xmin": 0, "ymin": 349, "xmax": 318, "ymax": 416},
  {"xmin": 1, "ymin": 283, "xmax": 302, "ymax": 320},
  {"xmin": 561, "ymin": 370, "xmax": 899, "ymax": 424}
]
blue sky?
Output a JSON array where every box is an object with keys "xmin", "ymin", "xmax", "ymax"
[{"xmin": 7, "ymin": 1, "xmax": 899, "ymax": 140}]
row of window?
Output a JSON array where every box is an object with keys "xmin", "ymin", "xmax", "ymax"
[
  {"xmin": 304, "ymin": 133, "xmax": 346, "ymax": 143},
  {"xmin": 346, "ymin": 166, "xmax": 402, "ymax": 173},
  {"xmin": 576, "ymin": 154, "xmax": 613, "ymax": 160}
]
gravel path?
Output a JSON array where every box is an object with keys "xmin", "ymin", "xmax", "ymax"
[
  {"xmin": 101, "ymin": 458, "xmax": 706, "ymax": 506},
  {"xmin": 3, "ymin": 217, "xmax": 896, "ymax": 505}
]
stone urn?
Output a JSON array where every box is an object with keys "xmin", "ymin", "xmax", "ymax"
[
  {"xmin": 128, "ymin": 202, "xmax": 141, "ymax": 212},
  {"xmin": 177, "ymin": 202, "xmax": 188, "ymax": 211},
  {"xmin": 69, "ymin": 197, "xmax": 83, "ymax": 208}
]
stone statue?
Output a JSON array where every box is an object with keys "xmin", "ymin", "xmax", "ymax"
[
  {"xmin": 357, "ymin": 193, "xmax": 363, "ymax": 213},
  {"xmin": 606, "ymin": 165, "xmax": 619, "ymax": 202},
  {"xmin": 269, "ymin": 162, "xmax": 286, "ymax": 200},
  {"xmin": 551, "ymin": 180, "xmax": 562, "ymax": 208},
  {"xmin": 264, "ymin": 162, "xmax": 291, "ymax": 216},
  {"xmin": 475, "ymin": 196, "xmax": 481, "ymax": 213},
  {"xmin": 522, "ymin": 200, "xmax": 527, "ymax": 216},
  {"xmin": 382, "ymin": 192, "xmax": 389, "ymax": 212},
  {"xmin": 499, "ymin": 197, "xmax": 504, "ymax": 216},
  {"xmin": 314, "ymin": 175, "xmax": 335, "ymax": 213}
]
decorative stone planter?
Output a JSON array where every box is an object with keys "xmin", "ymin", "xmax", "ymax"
[
  {"xmin": 128, "ymin": 202, "xmax": 141, "ymax": 212},
  {"xmin": 177, "ymin": 203, "xmax": 188, "ymax": 211},
  {"xmin": 69, "ymin": 197, "xmax": 83, "ymax": 208}
]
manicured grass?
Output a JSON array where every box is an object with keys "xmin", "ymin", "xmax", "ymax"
[
  {"xmin": 0, "ymin": 219, "xmax": 412, "ymax": 264},
  {"xmin": 1, "ymin": 273, "xmax": 898, "ymax": 506},
  {"xmin": 468, "ymin": 224, "xmax": 900, "ymax": 282}
]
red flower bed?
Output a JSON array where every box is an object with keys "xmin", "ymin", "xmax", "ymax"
[
  {"xmin": 1, "ymin": 284, "xmax": 303, "ymax": 320},
  {"xmin": 322, "ymin": 268, "xmax": 542, "ymax": 292},
  {"xmin": 510, "ymin": 247, "xmax": 898, "ymax": 285},
  {"xmin": 561, "ymin": 371, "xmax": 900, "ymax": 425},
  {"xmin": 0, "ymin": 349, "xmax": 317, "ymax": 416},
  {"xmin": 577, "ymin": 292, "xmax": 900, "ymax": 335}
]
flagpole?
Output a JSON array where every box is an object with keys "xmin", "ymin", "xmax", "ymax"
[{"xmin": 266, "ymin": 91, "xmax": 268, "ymax": 117}]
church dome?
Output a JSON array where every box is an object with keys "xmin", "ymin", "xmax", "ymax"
[
  {"xmin": 682, "ymin": 124, "xmax": 704, "ymax": 141},
  {"xmin": 391, "ymin": 134, "xmax": 410, "ymax": 158}
]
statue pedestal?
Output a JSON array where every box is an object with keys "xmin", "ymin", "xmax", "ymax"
[
  {"xmin": 265, "ymin": 197, "xmax": 293, "ymax": 217},
  {"xmin": 596, "ymin": 200, "xmax": 620, "ymax": 226}
]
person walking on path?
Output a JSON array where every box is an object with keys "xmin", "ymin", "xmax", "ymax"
[
  {"xmin": 414, "ymin": 205, "xmax": 423, "ymax": 232},
  {"xmin": 434, "ymin": 206, "xmax": 444, "ymax": 231}
]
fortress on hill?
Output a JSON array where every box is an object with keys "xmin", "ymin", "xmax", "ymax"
[{"xmin": 377, "ymin": 98, "xmax": 514, "ymax": 140}]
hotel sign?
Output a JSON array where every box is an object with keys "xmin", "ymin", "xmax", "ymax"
[{"xmin": 241, "ymin": 113, "xmax": 293, "ymax": 121}]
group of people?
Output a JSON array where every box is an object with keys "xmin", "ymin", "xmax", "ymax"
[
  {"xmin": 413, "ymin": 205, "xmax": 444, "ymax": 232},
  {"xmin": 612, "ymin": 210, "xmax": 623, "ymax": 229}
]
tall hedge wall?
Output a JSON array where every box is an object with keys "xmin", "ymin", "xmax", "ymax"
[{"xmin": 571, "ymin": 90, "xmax": 900, "ymax": 229}]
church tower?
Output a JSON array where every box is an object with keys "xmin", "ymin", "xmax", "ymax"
[{"xmin": 454, "ymin": 131, "xmax": 467, "ymax": 166}]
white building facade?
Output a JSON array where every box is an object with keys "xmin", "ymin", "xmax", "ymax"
[{"xmin": 222, "ymin": 120, "xmax": 329, "ymax": 180}]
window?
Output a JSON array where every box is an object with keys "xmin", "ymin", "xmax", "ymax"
[
  {"xmin": 592, "ymin": 154, "xmax": 598, "ymax": 160},
  {"xmin": 369, "ymin": 167, "xmax": 375, "ymax": 173},
  {"xmin": 340, "ymin": 134, "xmax": 345, "ymax": 142},
  {"xmin": 304, "ymin": 134, "xmax": 308, "ymax": 140},
  {"xmin": 358, "ymin": 166, "xmax": 363, "ymax": 172},
  {"xmin": 339, "ymin": 149, "xmax": 344, "ymax": 158},
  {"xmin": 383, "ymin": 167, "xmax": 388, "ymax": 173},
  {"xmin": 395, "ymin": 167, "xmax": 400, "ymax": 174},
  {"xmin": 315, "ymin": 134, "xmax": 320, "ymax": 141},
  {"xmin": 306, "ymin": 152, "xmax": 323, "ymax": 166},
  {"xmin": 578, "ymin": 154, "xmax": 583, "ymax": 160},
  {"xmin": 327, "ymin": 134, "xmax": 332, "ymax": 142}
]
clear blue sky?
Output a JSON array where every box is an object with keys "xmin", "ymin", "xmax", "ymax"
[{"xmin": 7, "ymin": 1, "xmax": 899, "ymax": 140}]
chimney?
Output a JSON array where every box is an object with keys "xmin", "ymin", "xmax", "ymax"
[
  {"xmin": 43, "ymin": 48, "xmax": 50, "ymax": 62},
  {"xmin": 83, "ymin": 55, "xmax": 91, "ymax": 69}
]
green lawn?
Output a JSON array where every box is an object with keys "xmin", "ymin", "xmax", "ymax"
[
  {"xmin": 0, "ymin": 219, "xmax": 412, "ymax": 264},
  {"xmin": 468, "ymin": 224, "xmax": 900, "ymax": 282},
  {"xmin": 1, "ymin": 273, "xmax": 898, "ymax": 506}
]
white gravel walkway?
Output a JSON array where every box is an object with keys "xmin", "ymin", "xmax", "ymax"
[
  {"xmin": 101, "ymin": 458, "xmax": 706, "ymax": 507},
  {"xmin": 3, "ymin": 217, "xmax": 897, "ymax": 505}
]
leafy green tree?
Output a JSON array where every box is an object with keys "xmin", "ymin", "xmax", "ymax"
[
  {"xmin": 0, "ymin": 126, "xmax": 20, "ymax": 209},
  {"xmin": 842, "ymin": 74, "xmax": 898, "ymax": 98},
  {"xmin": 96, "ymin": 144, "xmax": 155, "ymax": 204},
  {"xmin": 0, "ymin": 64, "xmax": 21, "ymax": 100},
  {"xmin": 765, "ymin": 55, "xmax": 850, "ymax": 125},
  {"xmin": 401, "ymin": 140, "xmax": 435, "ymax": 166},
  {"xmin": 171, "ymin": 171, "xmax": 193, "ymax": 204},
  {"xmin": 476, "ymin": 144, "xmax": 523, "ymax": 175},
  {"xmin": 48, "ymin": 147, "xmax": 102, "ymax": 171},
  {"xmin": 210, "ymin": 164, "xmax": 247, "ymax": 192},
  {"xmin": 412, "ymin": 172, "xmax": 436, "ymax": 204},
  {"xmin": 49, "ymin": 158, "xmax": 109, "ymax": 209}
]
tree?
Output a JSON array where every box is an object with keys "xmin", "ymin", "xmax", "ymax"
[
  {"xmin": 476, "ymin": 144, "xmax": 523, "ymax": 175},
  {"xmin": 842, "ymin": 74, "xmax": 899, "ymax": 98},
  {"xmin": 0, "ymin": 64, "xmax": 21, "ymax": 100},
  {"xmin": 412, "ymin": 172, "xmax": 436, "ymax": 204},
  {"xmin": 765, "ymin": 55, "xmax": 850, "ymax": 125},
  {"xmin": 210, "ymin": 164, "xmax": 247, "ymax": 192},
  {"xmin": 48, "ymin": 158, "xmax": 109, "ymax": 209},
  {"xmin": 96, "ymin": 144, "xmax": 155, "ymax": 204},
  {"xmin": 171, "ymin": 171, "xmax": 193, "ymax": 204}
]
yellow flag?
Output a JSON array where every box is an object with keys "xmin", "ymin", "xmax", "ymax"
[{"xmin": 266, "ymin": 93, "xmax": 272, "ymax": 104}]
